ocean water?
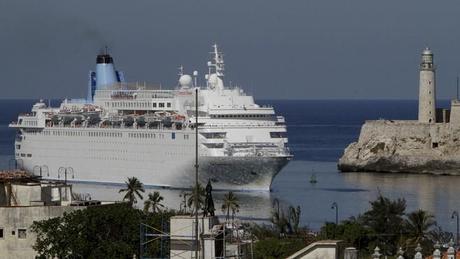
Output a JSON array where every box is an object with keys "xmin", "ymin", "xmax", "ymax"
[{"xmin": 1, "ymin": 99, "xmax": 458, "ymax": 232}]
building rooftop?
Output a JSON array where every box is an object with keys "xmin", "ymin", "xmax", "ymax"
[{"xmin": 0, "ymin": 170, "xmax": 40, "ymax": 183}]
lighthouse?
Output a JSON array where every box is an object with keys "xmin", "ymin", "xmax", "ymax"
[{"xmin": 418, "ymin": 48, "xmax": 436, "ymax": 123}]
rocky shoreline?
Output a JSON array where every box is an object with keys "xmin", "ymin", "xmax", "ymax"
[{"xmin": 338, "ymin": 120, "xmax": 460, "ymax": 175}]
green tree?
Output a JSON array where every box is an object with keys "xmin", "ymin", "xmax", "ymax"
[
  {"xmin": 289, "ymin": 206, "xmax": 301, "ymax": 234},
  {"xmin": 361, "ymin": 194, "xmax": 406, "ymax": 255},
  {"xmin": 187, "ymin": 183, "xmax": 205, "ymax": 214},
  {"xmin": 319, "ymin": 218, "xmax": 371, "ymax": 252},
  {"xmin": 31, "ymin": 203, "xmax": 176, "ymax": 258},
  {"xmin": 119, "ymin": 177, "xmax": 145, "ymax": 206},
  {"xmin": 271, "ymin": 210, "xmax": 289, "ymax": 236},
  {"xmin": 221, "ymin": 191, "xmax": 240, "ymax": 222},
  {"xmin": 144, "ymin": 191, "xmax": 165, "ymax": 213},
  {"xmin": 254, "ymin": 238, "xmax": 305, "ymax": 259},
  {"xmin": 403, "ymin": 209, "xmax": 436, "ymax": 253}
]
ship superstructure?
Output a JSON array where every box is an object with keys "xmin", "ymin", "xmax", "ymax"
[{"xmin": 10, "ymin": 45, "xmax": 292, "ymax": 191}]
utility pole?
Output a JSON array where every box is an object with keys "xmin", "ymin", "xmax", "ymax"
[
  {"xmin": 195, "ymin": 88, "xmax": 199, "ymax": 259},
  {"xmin": 331, "ymin": 202, "xmax": 338, "ymax": 239},
  {"xmin": 452, "ymin": 210, "xmax": 459, "ymax": 247}
]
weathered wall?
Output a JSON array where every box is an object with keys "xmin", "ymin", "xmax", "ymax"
[
  {"xmin": 0, "ymin": 206, "xmax": 84, "ymax": 259},
  {"xmin": 339, "ymin": 120, "xmax": 460, "ymax": 174}
]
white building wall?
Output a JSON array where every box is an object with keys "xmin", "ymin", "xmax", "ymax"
[{"xmin": 0, "ymin": 206, "xmax": 85, "ymax": 259}]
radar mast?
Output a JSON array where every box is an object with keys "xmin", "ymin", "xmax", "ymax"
[{"xmin": 208, "ymin": 44, "xmax": 225, "ymax": 78}]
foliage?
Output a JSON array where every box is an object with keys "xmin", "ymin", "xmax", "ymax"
[
  {"xmin": 289, "ymin": 206, "xmax": 301, "ymax": 234},
  {"xmin": 221, "ymin": 191, "xmax": 240, "ymax": 221},
  {"xmin": 248, "ymin": 223, "xmax": 279, "ymax": 240},
  {"xmin": 316, "ymin": 195, "xmax": 448, "ymax": 257},
  {"xmin": 404, "ymin": 209, "xmax": 436, "ymax": 243},
  {"xmin": 119, "ymin": 177, "xmax": 145, "ymax": 206},
  {"xmin": 361, "ymin": 194, "xmax": 406, "ymax": 255},
  {"xmin": 402, "ymin": 209, "xmax": 436, "ymax": 256},
  {"xmin": 428, "ymin": 225, "xmax": 453, "ymax": 246},
  {"xmin": 271, "ymin": 209, "xmax": 289, "ymax": 235},
  {"xmin": 253, "ymin": 238, "xmax": 305, "ymax": 259},
  {"xmin": 187, "ymin": 183, "xmax": 205, "ymax": 214},
  {"xmin": 31, "ymin": 203, "xmax": 176, "ymax": 258},
  {"xmin": 319, "ymin": 218, "xmax": 371, "ymax": 252},
  {"xmin": 144, "ymin": 191, "xmax": 165, "ymax": 213}
]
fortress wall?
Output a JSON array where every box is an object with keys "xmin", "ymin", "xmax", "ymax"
[
  {"xmin": 358, "ymin": 120, "xmax": 455, "ymax": 150},
  {"xmin": 339, "ymin": 119, "xmax": 460, "ymax": 173},
  {"xmin": 358, "ymin": 120, "xmax": 431, "ymax": 143}
]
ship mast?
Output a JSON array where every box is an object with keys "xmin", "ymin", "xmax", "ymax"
[{"xmin": 208, "ymin": 44, "xmax": 225, "ymax": 78}]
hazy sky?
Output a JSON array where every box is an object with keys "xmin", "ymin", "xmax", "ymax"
[{"xmin": 1, "ymin": 0, "xmax": 460, "ymax": 100}]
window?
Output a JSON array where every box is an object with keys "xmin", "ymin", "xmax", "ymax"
[
  {"xmin": 16, "ymin": 145, "xmax": 21, "ymax": 150},
  {"xmin": 270, "ymin": 132, "xmax": 287, "ymax": 138},
  {"xmin": 152, "ymin": 103, "xmax": 157, "ymax": 108},
  {"xmin": 201, "ymin": 132, "xmax": 226, "ymax": 139},
  {"xmin": 432, "ymin": 142, "xmax": 439, "ymax": 148},
  {"xmin": 203, "ymin": 143, "xmax": 224, "ymax": 149},
  {"xmin": 0, "ymin": 228, "xmax": 3, "ymax": 238},
  {"xmin": 167, "ymin": 102, "xmax": 171, "ymax": 108},
  {"xmin": 172, "ymin": 132, "xmax": 176, "ymax": 139},
  {"xmin": 18, "ymin": 229, "xmax": 26, "ymax": 239},
  {"xmin": 159, "ymin": 103, "xmax": 165, "ymax": 108}
]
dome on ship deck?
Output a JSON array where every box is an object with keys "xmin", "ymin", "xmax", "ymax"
[{"xmin": 179, "ymin": 74, "xmax": 193, "ymax": 88}]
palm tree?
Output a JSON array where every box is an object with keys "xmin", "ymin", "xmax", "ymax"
[
  {"xmin": 289, "ymin": 206, "xmax": 301, "ymax": 234},
  {"xmin": 144, "ymin": 191, "xmax": 165, "ymax": 213},
  {"xmin": 187, "ymin": 183, "xmax": 205, "ymax": 214},
  {"xmin": 221, "ymin": 191, "xmax": 239, "ymax": 222},
  {"xmin": 404, "ymin": 209, "xmax": 436, "ymax": 246},
  {"xmin": 119, "ymin": 177, "xmax": 145, "ymax": 206}
]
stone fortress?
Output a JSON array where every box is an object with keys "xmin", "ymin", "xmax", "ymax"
[{"xmin": 339, "ymin": 48, "xmax": 460, "ymax": 174}]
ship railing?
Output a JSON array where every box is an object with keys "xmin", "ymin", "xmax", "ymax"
[
  {"xmin": 224, "ymin": 143, "xmax": 291, "ymax": 157},
  {"xmin": 203, "ymin": 122, "xmax": 281, "ymax": 128},
  {"xmin": 44, "ymin": 122, "xmax": 192, "ymax": 131}
]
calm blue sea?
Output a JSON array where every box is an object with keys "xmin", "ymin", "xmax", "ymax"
[{"xmin": 0, "ymin": 99, "xmax": 457, "ymax": 232}]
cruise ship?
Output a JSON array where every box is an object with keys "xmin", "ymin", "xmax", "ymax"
[{"xmin": 9, "ymin": 45, "xmax": 292, "ymax": 191}]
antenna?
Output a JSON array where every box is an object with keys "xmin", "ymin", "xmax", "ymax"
[
  {"xmin": 208, "ymin": 44, "xmax": 225, "ymax": 78},
  {"xmin": 178, "ymin": 65, "xmax": 184, "ymax": 76}
]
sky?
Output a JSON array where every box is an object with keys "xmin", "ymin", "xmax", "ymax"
[{"xmin": 1, "ymin": 0, "xmax": 460, "ymax": 100}]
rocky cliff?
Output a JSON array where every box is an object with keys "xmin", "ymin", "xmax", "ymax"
[{"xmin": 338, "ymin": 120, "xmax": 460, "ymax": 174}]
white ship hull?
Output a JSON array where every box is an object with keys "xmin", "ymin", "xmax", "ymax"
[{"xmin": 15, "ymin": 128, "xmax": 290, "ymax": 191}]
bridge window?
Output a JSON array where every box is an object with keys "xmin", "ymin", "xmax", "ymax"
[
  {"xmin": 270, "ymin": 132, "xmax": 287, "ymax": 138},
  {"xmin": 203, "ymin": 143, "xmax": 224, "ymax": 149},
  {"xmin": 201, "ymin": 132, "xmax": 226, "ymax": 139}
]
